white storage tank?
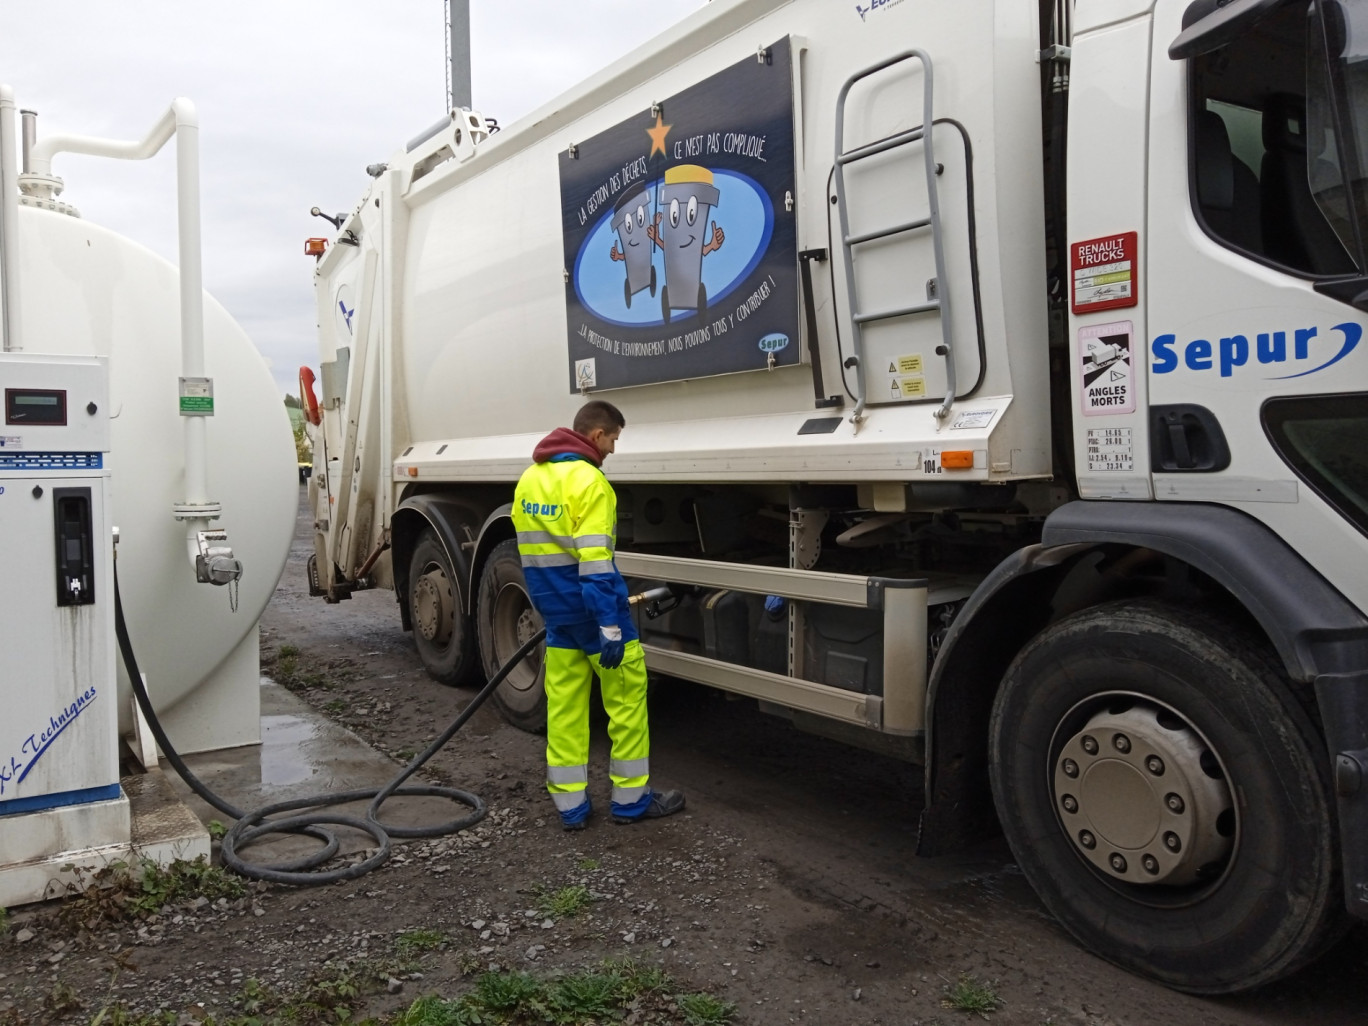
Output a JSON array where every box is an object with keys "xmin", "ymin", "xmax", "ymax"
[{"xmin": 12, "ymin": 201, "xmax": 296, "ymax": 753}]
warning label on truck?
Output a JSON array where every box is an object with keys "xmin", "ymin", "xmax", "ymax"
[
  {"xmin": 1071, "ymin": 232, "xmax": 1138, "ymax": 314},
  {"xmin": 558, "ymin": 39, "xmax": 799, "ymax": 392},
  {"xmin": 1078, "ymin": 321, "xmax": 1135, "ymax": 416}
]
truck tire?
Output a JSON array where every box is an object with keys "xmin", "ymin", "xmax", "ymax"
[
  {"xmin": 408, "ymin": 531, "xmax": 480, "ymax": 688},
  {"xmin": 476, "ymin": 539, "xmax": 547, "ymax": 733},
  {"xmin": 989, "ymin": 600, "xmax": 1343, "ymax": 994}
]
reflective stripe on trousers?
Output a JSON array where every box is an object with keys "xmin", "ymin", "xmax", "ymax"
[{"xmin": 545, "ymin": 640, "xmax": 649, "ymax": 809}]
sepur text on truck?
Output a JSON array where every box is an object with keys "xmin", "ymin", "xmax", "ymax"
[{"xmin": 299, "ymin": 0, "xmax": 1368, "ymax": 994}]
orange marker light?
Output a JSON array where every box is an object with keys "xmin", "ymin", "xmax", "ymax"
[
  {"xmin": 305, "ymin": 237, "xmax": 328, "ymax": 257},
  {"xmin": 941, "ymin": 450, "xmax": 974, "ymax": 470},
  {"xmin": 407, "ymin": 467, "xmax": 419, "ymax": 478}
]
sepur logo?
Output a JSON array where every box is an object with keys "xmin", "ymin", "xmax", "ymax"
[
  {"xmin": 757, "ymin": 333, "xmax": 789, "ymax": 353},
  {"xmin": 334, "ymin": 283, "xmax": 356, "ymax": 338},
  {"xmin": 1151, "ymin": 322, "xmax": 1362, "ymax": 379},
  {"xmin": 521, "ymin": 499, "xmax": 564, "ymax": 520},
  {"xmin": 855, "ymin": 0, "xmax": 906, "ymax": 19}
]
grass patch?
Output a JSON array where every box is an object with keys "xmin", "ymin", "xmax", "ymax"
[
  {"xmin": 324, "ymin": 698, "xmax": 348, "ymax": 715},
  {"xmin": 58, "ymin": 856, "xmax": 245, "ymax": 929},
  {"xmin": 0, "ymin": 906, "xmax": 8, "ymax": 934},
  {"xmin": 43, "ymin": 982, "xmax": 82, "ymax": 1016},
  {"xmin": 278, "ymin": 644, "xmax": 301, "ymax": 658},
  {"xmin": 576, "ymin": 858, "xmax": 600, "ymax": 871},
  {"xmin": 389, "ymin": 959, "xmax": 732, "ymax": 1026},
  {"xmin": 396, "ymin": 928, "xmax": 448, "ymax": 955},
  {"xmin": 678, "ymin": 991, "xmax": 736, "ymax": 1026},
  {"xmin": 535, "ymin": 884, "xmax": 592, "ymax": 920},
  {"xmin": 89, "ymin": 1009, "xmax": 178, "ymax": 1025},
  {"xmin": 942, "ymin": 974, "xmax": 1001, "ymax": 1017}
]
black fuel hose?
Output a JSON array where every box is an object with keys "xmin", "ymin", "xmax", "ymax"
[{"xmin": 113, "ymin": 566, "xmax": 545, "ymax": 886}]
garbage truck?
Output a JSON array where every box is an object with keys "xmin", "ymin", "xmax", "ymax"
[{"xmin": 300, "ymin": 0, "xmax": 1368, "ymax": 994}]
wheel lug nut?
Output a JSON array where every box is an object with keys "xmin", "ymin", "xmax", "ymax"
[
  {"xmin": 1145, "ymin": 755, "xmax": 1164, "ymax": 775},
  {"xmin": 1165, "ymin": 793, "xmax": 1185, "ymax": 814},
  {"xmin": 1142, "ymin": 854, "xmax": 1160, "ymax": 875},
  {"xmin": 1081, "ymin": 736, "xmax": 1099, "ymax": 755},
  {"xmin": 1109, "ymin": 853, "xmax": 1128, "ymax": 873},
  {"xmin": 1061, "ymin": 758, "xmax": 1079, "ymax": 778},
  {"xmin": 1061, "ymin": 794, "xmax": 1078, "ymax": 814},
  {"xmin": 1164, "ymin": 832, "xmax": 1182, "ymax": 852},
  {"xmin": 1078, "ymin": 830, "xmax": 1096, "ymax": 850},
  {"xmin": 1113, "ymin": 733, "xmax": 1131, "ymax": 753}
]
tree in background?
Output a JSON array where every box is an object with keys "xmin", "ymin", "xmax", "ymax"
[{"xmin": 284, "ymin": 396, "xmax": 311, "ymax": 465}]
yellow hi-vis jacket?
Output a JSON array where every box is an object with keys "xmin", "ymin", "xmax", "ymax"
[{"xmin": 513, "ymin": 454, "xmax": 637, "ymax": 640}]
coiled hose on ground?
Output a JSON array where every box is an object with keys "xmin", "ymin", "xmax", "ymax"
[{"xmin": 114, "ymin": 565, "xmax": 545, "ymax": 886}]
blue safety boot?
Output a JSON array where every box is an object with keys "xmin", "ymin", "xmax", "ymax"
[
  {"xmin": 560, "ymin": 795, "xmax": 592, "ymax": 831},
  {"xmin": 612, "ymin": 789, "xmax": 685, "ymax": 824}
]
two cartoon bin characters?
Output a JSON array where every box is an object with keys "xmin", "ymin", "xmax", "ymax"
[{"xmin": 609, "ymin": 165, "xmax": 724, "ymax": 324}]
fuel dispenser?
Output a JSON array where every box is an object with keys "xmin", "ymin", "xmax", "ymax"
[{"xmin": 0, "ymin": 353, "xmax": 130, "ymax": 905}]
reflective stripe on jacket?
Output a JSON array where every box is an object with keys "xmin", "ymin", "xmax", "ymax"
[{"xmin": 513, "ymin": 456, "xmax": 637, "ymax": 635}]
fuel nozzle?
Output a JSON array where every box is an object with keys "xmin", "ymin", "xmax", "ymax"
[{"xmin": 627, "ymin": 584, "xmax": 680, "ymax": 619}]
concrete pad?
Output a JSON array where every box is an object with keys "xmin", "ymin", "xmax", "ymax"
[{"xmin": 159, "ymin": 678, "xmax": 471, "ymax": 869}]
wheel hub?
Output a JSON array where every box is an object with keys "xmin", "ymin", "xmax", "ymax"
[
  {"xmin": 493, "ymin": 583, "xmax": 543, "ymax": 693},
  {"xmin": 1054, "ymin": 703, "xmax": 1234, "ymax": 885},
  {"xmin": 413, "ymin": 569, "xmax": 453, "ymax": 645}
]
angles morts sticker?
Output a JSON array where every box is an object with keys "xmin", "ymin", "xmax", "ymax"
[{"xmin": 558, "ymin": 38, "xmax": 800, "ymax": 392}]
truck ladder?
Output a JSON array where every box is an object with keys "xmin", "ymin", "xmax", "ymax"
[{"xmin": 833, "ymin": 50, "xmax": 956, "ymax": 426}]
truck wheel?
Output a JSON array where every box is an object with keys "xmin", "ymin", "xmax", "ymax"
[
  {"xmin": 408, "ymin": 531, "xmax": 480, "ymax": 687},
  {"xmin": 624, "ymin": 277, "xmax": 632, "ymax": 309},
  {"xmin": 650, "ymin": 264, "xmax": 657, "ymax": 297},
  {"xmin": 661, "ymin": 285, "xmax": 671, "ymax": 324},
  {"xmin": 989, "ymin": 600, "xmax": 1343, "ymax": 994},
  {"xmin": 476, "ymin": 539, "xmax": 547, "ymax": 733}
]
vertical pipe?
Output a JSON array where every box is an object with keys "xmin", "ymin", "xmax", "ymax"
[
  {"xmin": 0, "ymin": 85, "xmax": 22, "ymax": 352},
  {"xmin": 448, "ymin": 0, "xmax": 471, "ymax": 111},
  {"xmin": 20, "ymin": 110, "xmax": 35, "ymax": 174},
  {"xmin": 172, "ymin": 98, "xmax": 209, "ymax": 506}
]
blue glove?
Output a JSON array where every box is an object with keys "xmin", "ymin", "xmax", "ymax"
[{"xmin": 598, "ymin": 626, "xmax": 625, "ymax": 670}]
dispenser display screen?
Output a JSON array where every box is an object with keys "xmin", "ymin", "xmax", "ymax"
[{"xmin": 5, "ymin": 389, "xmax": 67, "ymax": 426}]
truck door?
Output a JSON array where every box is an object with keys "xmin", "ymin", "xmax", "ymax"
[{"xmin": 1143, "ymin": 0, "xmax": 1368, "ymax": 613}]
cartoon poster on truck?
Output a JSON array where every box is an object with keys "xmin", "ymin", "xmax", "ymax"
[{"xmin": 558, "ymin": 38, "xmax": 799, "ymax": 392}]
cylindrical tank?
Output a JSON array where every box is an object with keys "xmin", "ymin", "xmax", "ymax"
[{"xmin": 14, "ymin": 202, "xmax": 296, "ymax": 749}]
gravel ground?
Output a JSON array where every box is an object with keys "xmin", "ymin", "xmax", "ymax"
[{"xmin": 2, "ymin": 487, "xmax": 1365, "ymax": 1026}]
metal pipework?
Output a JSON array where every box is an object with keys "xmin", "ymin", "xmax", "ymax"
[
  {"xmin": 0, "ymin": 86, "xmax": 22, "ymax": 352},
  {"xmin": 20, "ymin": 109, "xmax": 35, "ymax": 173},
  {"xmin": 18, "ymin": 98, "xmax": 238, "ymax": 589}
]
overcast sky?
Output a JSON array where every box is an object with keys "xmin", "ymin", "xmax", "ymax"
[{"xmin": 0, "ymin": 1, "xmax": 707, "ymax": 396}]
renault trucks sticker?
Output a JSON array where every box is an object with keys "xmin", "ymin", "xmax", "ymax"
[
  {"xmin": 558, "ymin": 39, "xmax": 799, "ymax": 392},
  {"xmin": 1079, "ymin": 321, "xmax": 1135, "ymax": 415},
  {"xmin": 1071, "ymin": 232, "xmax": 1137, "ymax": 314},
  {"xmin": 1150, "ymin": 321, "xmax": 1362, "ymax": 379}
]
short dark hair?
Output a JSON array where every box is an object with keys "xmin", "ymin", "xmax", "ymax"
[{"xmin": 573, "ymin": 399, "xmax": 626, "ymax": 436}]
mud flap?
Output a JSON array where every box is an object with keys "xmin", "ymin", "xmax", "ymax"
[{"xmin": 1314, "ymin": 670, "xmax": 1368, "ymax": 920}]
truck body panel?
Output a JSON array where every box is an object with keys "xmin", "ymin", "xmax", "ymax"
[{"xmin": 304, "ymin": 0, "xmax": 1368, "ymax": 991}]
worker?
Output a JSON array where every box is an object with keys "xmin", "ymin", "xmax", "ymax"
[{"xmin": 513, "ymin": 399, "xmax": 686, "ymax": 830}]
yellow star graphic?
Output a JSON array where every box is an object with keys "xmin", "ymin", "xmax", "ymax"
[{"xmin": 646, "ymin": 112, "xmax": 672, "ymax": 158}]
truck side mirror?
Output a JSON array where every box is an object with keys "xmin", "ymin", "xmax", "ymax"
[{"xmin": 1169, "ymin": 0, "xmax": 1286, "ymax": 60}]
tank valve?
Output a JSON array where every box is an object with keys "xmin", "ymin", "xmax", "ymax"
[{"xmin": 195, "ymin": 529, "xmax": 243, "ymax": 590}]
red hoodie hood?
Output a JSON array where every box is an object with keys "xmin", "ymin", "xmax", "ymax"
[{"xmin": 532, "ymin": 427, "xmax": 602, "ymax": 466}]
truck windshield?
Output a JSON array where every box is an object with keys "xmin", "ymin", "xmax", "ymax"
[{"xmin": 1308, "ymin": 0, "xmax": 1368, "ymax": 266}]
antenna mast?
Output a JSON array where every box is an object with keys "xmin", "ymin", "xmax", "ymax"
[{"xmin": 444, "ymin": 0, "xmax": 471, "ymax": 112}]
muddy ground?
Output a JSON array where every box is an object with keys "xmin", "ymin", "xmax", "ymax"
[{"xmin": 2, "ymin": 487, "xmax": 1366, "ymax": 1025}]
